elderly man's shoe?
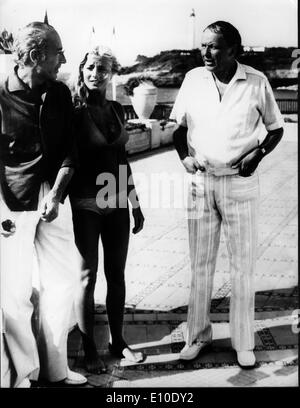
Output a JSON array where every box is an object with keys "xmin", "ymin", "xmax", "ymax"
[
  {"xmin": 64, "ymin": 368, "xmax": 87, "ymax": 386},
  {"xmin": 17, "ymin": 378, "xmax": 31, "ymax": 388},
  {"xmin": 237, "ymin": 351, "xmax": 256, "ymax": 368},
  {"xmin": 179, "ymin": 341, "xmax": 212, "ymax": 361}
]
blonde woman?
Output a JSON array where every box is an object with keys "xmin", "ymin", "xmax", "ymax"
[{"xmin": 70, "ymin": 46, "xmax": 145, "ymax": 374}]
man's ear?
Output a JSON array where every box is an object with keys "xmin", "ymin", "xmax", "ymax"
[
  {"xmin": 29, "ymin": 49, "xmax": 46, "ymax": 65},
  {"xmin": 229, "ymin": 44, "xmax": 237, "ymax": 58},
  {"xmin": 29, "ymin": 49, "xmax": 39, "ymax": 65}
]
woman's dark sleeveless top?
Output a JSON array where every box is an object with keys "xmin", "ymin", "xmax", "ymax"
[{"xmin": 69, "ymin": 101, "xmax": 129, "ymax": 212}]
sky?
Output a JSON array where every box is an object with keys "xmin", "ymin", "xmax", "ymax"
[{"xmin": 0, "ymin": 0, "xmax": 297, "ymax": 70}]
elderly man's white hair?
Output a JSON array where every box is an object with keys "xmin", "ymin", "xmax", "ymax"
[{"xmin": 13, "ymin": 21, "xmax": 58, "ymax": 67}]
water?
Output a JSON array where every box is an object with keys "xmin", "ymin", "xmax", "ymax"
[
  {"xmin": 107, "ymin": 85, "xmax": 179, "ymax": 104},
  {"xmin": 58, "ymin": 71, "xmax": 296, "ymax": 104},
  {"xmin": 273, "ymin": 89, "xmax": 298, "ymax": 100},
  {"xmin": 107, "ymin": 84, "xmax": 297, "ymax": 105}
]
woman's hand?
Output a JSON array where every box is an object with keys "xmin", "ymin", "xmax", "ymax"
[{"xmin": 132, "ymin": 206, "xmax": 144, "ymax": 234}]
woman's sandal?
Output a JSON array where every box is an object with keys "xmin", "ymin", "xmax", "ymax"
[{"xmin": 108, "ymin": 343, "xmax": 145, "ymax": 363}]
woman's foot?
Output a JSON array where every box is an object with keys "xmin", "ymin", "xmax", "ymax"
[
  {"xmin": 122, "ymin": 347, "xmax": 144, "ymax": 363},
  {"xmin": 81, "ymin": 333, "xmax": 107, "ymax": 374},
  {"xmin": 84, "ymin": 354, "xmax": 107, "ymax": 374},
  {"xmin": 108, "ymin": 343, "xmax": 145, "ymax": 363}
]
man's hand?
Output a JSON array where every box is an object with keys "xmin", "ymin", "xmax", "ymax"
[
  {"xmin": 40, "ymin": 191, "xmax": 60, "ymax": 222},
  {"xmin": 39, "ymin": 166, "xmax": 74, "ymax": 222},
  {"xmin": 132, "ymin": 206, "xmax": 144, "ymax": 234},
  {"xmin": 182, "ymin": 156, "xmax": 205, "ymax": 174},
  {"xmin": 232, "ymin": 148, "xmax": 263, "ymax": 177}
]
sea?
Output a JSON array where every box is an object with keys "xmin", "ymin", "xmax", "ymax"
[
  {"xmin": 107, "ymin": 84, "xmax": 297, "ymax": 105},
  {"xmin": 57, "ymin": 71, "xmax": 297, "ymax": 104}
]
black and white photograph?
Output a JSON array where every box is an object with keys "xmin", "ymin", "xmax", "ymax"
[{"xmin": 0, "ymin": 0, "xmax": 298, "ymax": 391}]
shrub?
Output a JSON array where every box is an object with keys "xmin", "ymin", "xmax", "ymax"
[{"xmin": 123, "ymin": 75, "xmax": 155, "ymax": 96}]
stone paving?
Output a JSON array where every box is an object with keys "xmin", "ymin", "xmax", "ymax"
[{"xmin": 67, "ymin": 123, "xmax": 298, "ymax": 388}]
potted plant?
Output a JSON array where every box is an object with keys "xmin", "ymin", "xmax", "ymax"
[
  {"xmin": 124, "ymin": 75, "xmax": 158, "ymax": 120},
  {"xmin": 0, "ymin": 29, "xmax": 14, "ymax": 74}
]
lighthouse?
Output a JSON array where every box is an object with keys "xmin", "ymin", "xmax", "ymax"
[{"xmin": 188, "ymin": 8, "xmax": 196, "ymax": 49}]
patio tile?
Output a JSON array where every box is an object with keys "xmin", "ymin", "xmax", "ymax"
[{"xmin": 67, "ymin": 129, "xmax": 297, "ymax": 388}]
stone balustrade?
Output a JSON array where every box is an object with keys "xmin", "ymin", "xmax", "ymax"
[
  {"xmin": 123, "ymin": 103, "xmax": 175, "ymax": 155},
  {"xmin": 123, "ymin": 99, "xmax": 297, "ymax": 155},
  {"xmin": 123, "ymin": 103, "xmax": 173, "ymax": 122}
]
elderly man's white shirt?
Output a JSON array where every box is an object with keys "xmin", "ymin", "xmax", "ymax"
[{"xmin": 170, "ymin": 62, "xmax": 284, "ymax": 167}]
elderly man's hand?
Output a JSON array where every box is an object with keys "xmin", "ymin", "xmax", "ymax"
[
  {"xmin": 40, "ymin": 191, "xmax": 60, "ymax": 222},
  {"xmin": 232, "ymin": 148, "xmax": 263, "ymax": 177},
  {"xmin": 182, "ymin": 156, "xmax": 205, "ymax": 174}
]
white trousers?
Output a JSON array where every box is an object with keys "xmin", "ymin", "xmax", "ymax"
[
  {"xmin": 186, "ymin": 172, "xmax": 259, "ymax": 351},
  {"xmin": 0, "ymin": 183, "xmax": 80, "ymax": 387}
]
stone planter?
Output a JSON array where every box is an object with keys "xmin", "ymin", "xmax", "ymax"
[
  {"xmin": 125, "ymin": 127, "xmax": 151, "ymax": 155},
  {"xmin": 126, "ymin": 118, "xmax": 161, "ymax": 151},
  {"xmin": 159, "ymin": 121, "xmax": 176, "ymax": 145},
  {"xmin": 147, "ymin": 119, "xmax": 161, "ymax": 149},
  {"xmin": 130, "ymin": 82, "xmax": 158, "ymax": 120}
]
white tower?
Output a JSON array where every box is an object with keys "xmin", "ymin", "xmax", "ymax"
[
  {"xmin": 188, "ymin": 9, "xmax": 196, "ymax": 49},
  {"xmin": 110, "ymin": 26, "xmax": 117, "ymax": 101}
]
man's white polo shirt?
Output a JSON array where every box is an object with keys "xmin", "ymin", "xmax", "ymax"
[{"xmin": 170, "ymin": 62, "xmax": 284, "ymax": 168}]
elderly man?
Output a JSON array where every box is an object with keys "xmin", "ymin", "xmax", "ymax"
[
  {"xmin": 0, "ymin": 22, "xmax": 86, "ymax": 387},
  {"xmin": 171, "ymin": 21, "xmax": 284, "ymax": 368}
]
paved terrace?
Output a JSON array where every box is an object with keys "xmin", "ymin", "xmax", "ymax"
[{"xmin": 67, "ymin": 122, "xmax": 298, "ymax": 388}]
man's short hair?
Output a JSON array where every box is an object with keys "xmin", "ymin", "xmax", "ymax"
[
  {"xmin": 204, "ymin": 21, "xmax": 242, "ymax": 57},
  {"xmin": 13, "ymin": 21, "xmax": 57, "ymax": 66}
]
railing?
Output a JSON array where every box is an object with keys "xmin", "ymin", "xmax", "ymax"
[
  {"xmin": 277, "ymin": 99, "xmax": 298, "ymax": 114},
  {"xmin": 123, "ymin": 99, "xmax": 297, "ymax": 121},
  {"xmin": 123, "ymin": 103, "xmax": 173, "ymax": 122}
]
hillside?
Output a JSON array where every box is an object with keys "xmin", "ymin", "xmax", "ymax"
[{"xmin": 119, "ymin": 47, "xmax": 298, "ymax": 88}]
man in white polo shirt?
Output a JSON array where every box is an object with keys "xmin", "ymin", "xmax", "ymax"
[{"xmin": 171, "ymin": 21, "xmax": 284, "ymax": 368}]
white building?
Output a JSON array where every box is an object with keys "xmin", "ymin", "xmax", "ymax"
[{"xmin": 243, "ymin": 46, "xmax": 266, "ymax": 52}]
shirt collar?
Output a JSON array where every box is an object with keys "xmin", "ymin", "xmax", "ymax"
[
  {"xmin": 7, "ymin": 65, "xmax": 50, "ymax": 103},
  {"xmin": 7, "ymin": 65, "xmax": 29, "ymax": 92},
  {"xmin": 232, "ymin": 61, "xmax": 247, "ymax": 81},
  {"xmin": 203, "ymin": 61, "xmax": 247, "ymax": 81}
]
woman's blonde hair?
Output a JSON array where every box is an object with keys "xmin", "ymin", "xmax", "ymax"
[{"xmin": 73, "ymin": 45, "xmax": 120, "ymax": 108}]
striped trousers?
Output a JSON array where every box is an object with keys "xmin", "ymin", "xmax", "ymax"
[{"xmin": 186, "ymin": 171, "xmax": 259, "ymax": 351}]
